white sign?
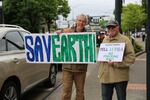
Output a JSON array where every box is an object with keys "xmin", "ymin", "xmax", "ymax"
[
  {"xmin": 56, "ymin": 20, "xmax": 69, "ymax": 29},
  {"xmin": 97, "ymin": 43, "xmax": 125, "ymax": 62}
]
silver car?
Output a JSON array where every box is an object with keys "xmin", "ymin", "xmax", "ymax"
[{"xmin": 0, "ymin": 24, "xmax": 57, "ymax": 100}]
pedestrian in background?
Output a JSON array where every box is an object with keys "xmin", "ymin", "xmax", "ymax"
[
  {"xmin": 60, "ymin": 14, "xmax": 88, "ymax": 100},
  {"xmin": 98, "ymin": 20, "xmax": 135, "ymax": 100},
  {"xmin": 142, "ymin": 33, "xmax": 146, "ymax": 42}
]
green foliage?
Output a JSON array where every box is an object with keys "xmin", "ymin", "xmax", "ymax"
[
  {"xmin": 35, "ymin": 0, "xmax": 70, "ymax": 32},
  {"xmin": 37, "ymin": 0, "xmax": 58, "ymax": 32},
  {"xmin": 3, "ymin": 0, "xmax": 41, "ymax": 32},
  {"xmin": 3, "ymin": 0, "xmax": 70, "ymax": 33},
  {"xmin": 133, "ymin": 41, "xmax": 143, "ymax": 53},
  {"xmin": 129, "ymin": 36, "xmax": 143, "ymax": 53},
  {"xmin": 99, "ymin": 19, "xmax": 108, "ymax": 29},
  {"xmin": 58, "ymin": 0, "xmax": 70, "ymax": 18},
  {"xmin": 142, "ymin": 0, "xmax": 147, "ymax": 11},
  {"xmin": 122, "ymin": 3, "xmax": 147, "ymax": 32}
]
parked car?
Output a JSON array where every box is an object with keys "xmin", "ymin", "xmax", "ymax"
[{"xmin": 0, "ymin": 24, "xmax": 58, "ymax": 100}]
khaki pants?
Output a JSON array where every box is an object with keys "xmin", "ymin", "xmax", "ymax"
[{"xmin": 61, "ymin": 70, "xmax": 86, "ymax": 100}]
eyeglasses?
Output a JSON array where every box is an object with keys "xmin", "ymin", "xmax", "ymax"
[{"xmin": 107, "ymin": 26, "xmax": 116, "ymax": 30}]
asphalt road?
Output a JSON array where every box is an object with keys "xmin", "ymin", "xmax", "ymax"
[{"xmin": 21, "ymin": 72, "xmax": 62, "ymax": 100}]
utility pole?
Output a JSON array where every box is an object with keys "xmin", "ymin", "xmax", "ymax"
[
  {"xmin": 147, "ymin": 0, "xmax": 150, "ymax": 99},
  {"xmin": 0, "ymin": 0, "xmax": 3, "ymax": 24},
  {"xmin": 115, "ymin": 0, "xmax": 122, "ymax": 33},
  {"xmin": 0, "ymin": 0, "xmax": 2, "ymax": 24}
]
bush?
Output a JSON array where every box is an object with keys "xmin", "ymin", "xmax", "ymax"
[{"xmin": 130, "ymin": 37, "xmax": 143, "ymax": 53}]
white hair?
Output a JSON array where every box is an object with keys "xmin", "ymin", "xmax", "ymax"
[{"xmin": 76, "ymin": 14, "xmax": 88, "ymax": 24}]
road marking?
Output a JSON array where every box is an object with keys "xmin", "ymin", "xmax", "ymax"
[{"xmin": 127, "ymin": 83, "xmax": 146, "ymax": 91}]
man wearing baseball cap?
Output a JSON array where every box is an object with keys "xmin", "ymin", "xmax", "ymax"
[{"xmin": 98, "ymin": 20, "xmax": 135, "ymax": 100}]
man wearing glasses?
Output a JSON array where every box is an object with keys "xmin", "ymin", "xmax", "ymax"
[{"xmin": 98, "ymin": 20, "xmax": 135, "ymax": 100}]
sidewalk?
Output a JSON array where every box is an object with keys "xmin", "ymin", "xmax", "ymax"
[
  {"xmin": 76, "ymin": 53, "xmax": 146, "ymax": 100},
  {"xmin": 45, "ymin": 37, "xmax": 146, "ymax": 100},
  {"xmin": 72, "ymin": 38, "xmax": 146, "ymax": 100}
]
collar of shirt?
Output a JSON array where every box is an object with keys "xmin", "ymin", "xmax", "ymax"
[{"xmin": 72, "ymin": 26, "xmax": 86, "ymax": 32}]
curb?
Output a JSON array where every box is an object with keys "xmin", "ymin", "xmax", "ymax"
[{"xmin": 135, "ymin": 51, "xmax": 146, "ymax": 57}]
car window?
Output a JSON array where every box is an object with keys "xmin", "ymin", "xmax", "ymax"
[
  {"xmin": 0, "ymin": 39, "xmax": 6, "ymax": 51},
  {"xmin": 20, "ymin": 31, "xmax": 30, "ymax": 41},
  {"xmin": 5, "ymin": 31, "xmax": 24, "ymax": 51}
]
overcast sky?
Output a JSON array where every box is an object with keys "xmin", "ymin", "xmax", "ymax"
[{"xmin": 67, "ymin": 0, "xmax": 141, "ymax": 20}]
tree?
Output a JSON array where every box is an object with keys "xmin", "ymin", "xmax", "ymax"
[
  {"xmin": 121, "ymin": 3, "xmax": 147, "ymax": 32},
  {"xmin": 58, "ymin": 0, "xmax": 70, "ymax": 18},
  {"xmin": 141, "ymin": 0, "xmax": 148, "ymax": 30},
  {"xmin": 20, "ymin": 0, "xmax": 42, "ymax": 33},
  {"xmin": 99, "ymin": 19, "xmax": 108, "ymax": 29},
  {"xmin": 3, "ymin": 0, "xmax": 70, "ymax": 32},
  {"xmin": 3, "ymin": 0, "xmax": 22, "ymax": 24},
  {"xmin": 3, "ymin": 0, "xmax": 42, "ymax": 32},
  {"xmin": 38, "ymin": 0, "xmax": 70, "ymax": 32},
  {"xmin": 142, "ymin": 0, "xmax": 147, "ymax": 11}
]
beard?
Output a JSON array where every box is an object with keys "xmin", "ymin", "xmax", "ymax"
[{"xmin": 108, "ymin": 32, "xmax": 117, "ymax": 38}]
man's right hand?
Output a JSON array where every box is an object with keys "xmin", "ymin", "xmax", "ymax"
[{"xmin": 56, "ymin": 30, "xmax": 62, "ymax": 35}]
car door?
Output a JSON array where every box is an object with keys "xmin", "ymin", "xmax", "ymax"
[
  {"xmin": 19, "ymin": 31, "xmax": 50, "ymax": 89},
  {"xmin": 4, "ymin": 30, "xmax": 49, "ymax": 91},
  {"xmin": 4, "ymin": 30, "xmax": 34, "ymax": 89}
]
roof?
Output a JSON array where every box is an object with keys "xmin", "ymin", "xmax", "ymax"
[
  {"xmin": 0, "ymin": 27, "xmax": 30, "ymax": 40},
  {"xmin": 0, "ymin": 24, "xmax": 24, "ymax": 28}
]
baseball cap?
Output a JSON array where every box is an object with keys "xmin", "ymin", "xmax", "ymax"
[{"xmin": 106, "ymin": 20, "xmax": 119, "ymax": 27}]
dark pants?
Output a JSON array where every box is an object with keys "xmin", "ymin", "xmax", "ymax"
[{"xmin": 101, "ymin": 81, "xmax": 128, "ymax": 100}]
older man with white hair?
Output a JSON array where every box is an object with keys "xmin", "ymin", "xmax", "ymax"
[{"xmin": 61, "ymin": 14, "xmax": 88, "ymax": 100}]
